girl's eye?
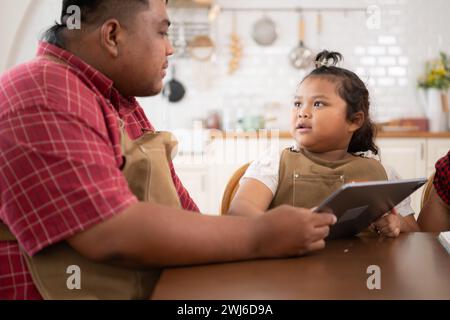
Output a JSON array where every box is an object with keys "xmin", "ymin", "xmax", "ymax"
[
  {"xmin": 294, "ymin": 102, "xmax": 302, "ymax": 108},
  {"xmin": 160, "ymin": 31, "xmax": 169, "ymax": 37},
  {"xmin": 314, "ymin": 101, "xmax": 325, "ymax": 108}
]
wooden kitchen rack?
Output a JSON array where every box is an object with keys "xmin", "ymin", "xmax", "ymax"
[{"xmin": 168, "ymin": 0, "xmax": 212, "ymax": 9}]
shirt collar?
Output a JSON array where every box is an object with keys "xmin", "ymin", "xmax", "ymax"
[{"xmin": 37, "ymin": 41, "xmax": 139, "ymax": 115}]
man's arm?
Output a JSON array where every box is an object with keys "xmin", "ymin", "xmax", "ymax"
[{"xmin": 67, "ymin": 203, "xmax": 337, "ymax": 268}]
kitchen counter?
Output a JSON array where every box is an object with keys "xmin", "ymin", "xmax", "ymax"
[
  {"xmin": 208, "ymin": 130, "xmax": 450, "ymax": 139},
  {"xmin": 377, "ymin": 131, "xmax": 450, "ymax": 138}
]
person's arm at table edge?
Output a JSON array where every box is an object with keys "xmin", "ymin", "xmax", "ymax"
[
  {"xmin": 418, "ymin": 185, "xmax": 450, "ymax": 232},
  {"xmin": 67, "ymin": 202, "xmax": 337, "ymax": 268}
]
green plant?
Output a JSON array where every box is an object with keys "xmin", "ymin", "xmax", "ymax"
[{"xmin": 418, "ymin": 52, "xmax": 450, "ymax": 90}]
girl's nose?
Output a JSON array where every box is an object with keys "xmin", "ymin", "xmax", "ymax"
[{"xmin": 298, "ymin": 108, "xmax": 312, "ymax": 119}]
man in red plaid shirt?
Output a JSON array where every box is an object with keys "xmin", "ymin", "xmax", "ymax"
[{"xmin": 0, "ymin": 0, "xmax": 336, "ymax": 299}]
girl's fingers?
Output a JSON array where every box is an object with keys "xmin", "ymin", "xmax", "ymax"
[
  {"xmin": 374, "ymin": 218, "xmax": 389, "ymax": 229},
  {"xmin": 306, "ymin": 239, "xmax": 326, "ymax": 252},
  {"xmin": 385, "ymin": 228, "xmax": 400, "ymax": 238},
  {"xmin": 379, "ymin": 225, "xmax": 400, "ymax": 237}
]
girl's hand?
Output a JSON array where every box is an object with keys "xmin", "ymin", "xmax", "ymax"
[{"xmin": 371, "ymin": 208, "xmax": 401, "ymax": 238}]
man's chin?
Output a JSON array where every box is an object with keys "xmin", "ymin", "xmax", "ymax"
[{"xmin": 134, "ymin": 84, "xmax": 163, "ymax": 98}]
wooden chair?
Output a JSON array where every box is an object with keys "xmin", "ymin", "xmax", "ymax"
[
  {"xmin": 421, "ymin": 172, "xmax": 435, "ymax": 210},
  {"xmin": 220, "ymin": 163, "xmax": 251, "ymax": 215}
]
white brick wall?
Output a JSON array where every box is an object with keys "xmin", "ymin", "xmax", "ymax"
[
  {"xmin": 1, "ymin": 0, "xmax": 449, "ymax": 130},
  {"xmin": 139, "ymin": 0, "xmax": 450, "ymax": 129}
]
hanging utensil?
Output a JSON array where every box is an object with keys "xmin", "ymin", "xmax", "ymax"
[
  {"xmin": 173, "ymin": 23, "xmax": 187, "ymax": 57},
  {"xmin": 162, "ymin": 65, "xmax": 186, "ymax": 103},
  {"xmin": 229, "ymin": 12, "xmax": 242, "ymax": 74},
  {"xmin": 289, "ymin": 12, "xmax": 314, "ymax": 69},
  {"xmin": 188, "ymin": 34, "xmax": 215, "ymax": 62},
  {"xmin": 252, "ymin": 13, "xmax": 278, "ymax": 46},
  {"xmin": 316, "ymin": 11, "xmax": 323, "ymax": 51}
]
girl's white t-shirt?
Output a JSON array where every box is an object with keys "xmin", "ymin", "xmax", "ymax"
[{"xmin": 241, "ymin": 147, "xmax": 415, "ymax": 216}]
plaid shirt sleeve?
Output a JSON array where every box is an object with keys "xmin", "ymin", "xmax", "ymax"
[
  {"xmin": 0, "ymin": 68, "xmax": 138, "ymax": 257},
  {"xmin": 433, "ymin": 151, "xmax": 450, "ymax": 206}
]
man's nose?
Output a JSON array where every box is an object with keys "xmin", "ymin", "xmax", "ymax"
[{"xmin": 166, "ymin": 40, "xmax": 174, "ymax": 57}]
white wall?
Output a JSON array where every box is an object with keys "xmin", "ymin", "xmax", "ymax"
[
  {"xmin": 141, "ymin": 0, "xmax": 450, "ymax": 130},
  {"xmin": 0, "ymin": 0, "xmax": 61, "ymax": 72},
  {"xmin": 1, "ymin": 0, "xmax": 450, "ymax": 131},
  {"xmin": 0, "ymin": 0, "xmax": 32, "ymax": 72}
]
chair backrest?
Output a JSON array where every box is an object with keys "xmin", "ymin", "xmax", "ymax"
[
  {"xmin": 421, "ymin": 172, "xmax": 435, "ymax": 210},
  {"xmin": 220, "ymin": 163, "xmax": 251, "ymax": 215}
]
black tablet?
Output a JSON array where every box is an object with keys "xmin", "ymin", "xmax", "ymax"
[{"xmin": 313, "ymin": 178, "xmax": 428, "ymax": 240}]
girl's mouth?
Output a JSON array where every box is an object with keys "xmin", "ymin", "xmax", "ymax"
[{"xmin": 296, "ymin": 123, "xmax": 312, "ymax": 133}]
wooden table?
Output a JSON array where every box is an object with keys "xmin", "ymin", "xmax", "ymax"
[{"xmin": 151, "ymin": 233, "xmax": 450, "ymax": 300}]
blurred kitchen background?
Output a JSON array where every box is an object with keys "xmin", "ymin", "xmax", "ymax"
[{"xmin": 1, "ymin": 0, "xmax": 449, "ymax": 215}]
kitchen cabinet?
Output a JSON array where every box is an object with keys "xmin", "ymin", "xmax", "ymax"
[
  {"xmin": 174, "ymin": 137, "xmax": 294, "ymax": 215},
  {"xmin": 376, "ymin": 137, "xmax": 448, "ymax": 215},
  {"xmin": 376, "ymin": 138, "xmax": 427, "ymax": 179},
  {"xmin": 174, "ymin": 135, "xmax": 449, "ymax": 217},
  {"xmin": 172, "ymin": 162, "xmax": 211, "ymax": 213},
  {"xmin": 376, "ymin": 138, "xmax": 427, "ymax": 215},
  {"xmin": 426, "ymin": 139, "xmax": 450, "ymax": 176}
]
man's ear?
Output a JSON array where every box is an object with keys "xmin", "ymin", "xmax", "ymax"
[
  {"xmin": 348, "ymin": 111, "xmax": 365, "ymax": 133},
  {"xmin": 99, "ymin": 19, "xmax": 123, "ymax": 58}
]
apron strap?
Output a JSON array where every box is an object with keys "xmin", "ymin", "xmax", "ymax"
[
  {"xmin": 117, "ymin": 118, "xmax": 127, "ymax": 155},
  {"xmin": 0, "ymin": 222, "xmax": 17, "ymax": 241}
]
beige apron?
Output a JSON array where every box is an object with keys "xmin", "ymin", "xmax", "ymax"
[
  {"xmin": 0, "ymin": 124, "xmax": 182, "ymax": 300},
  {"xmin": 269, "ymin": 148, "xmax": 388, "ymax": 209}
]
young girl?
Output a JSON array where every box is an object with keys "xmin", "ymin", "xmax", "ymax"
[{"xmin": 229, "ymin": 50, "xmax": 419, "ymax": 237}]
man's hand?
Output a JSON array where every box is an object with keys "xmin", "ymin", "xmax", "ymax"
[{"xmin": 253, "ymin": 205, "xmax": 337, "ymax": 258}]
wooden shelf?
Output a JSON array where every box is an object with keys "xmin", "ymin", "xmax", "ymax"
[
  {"xmin": 168, "ymin": 0, "xmax": 212, "ymax": 8},
  {"xmin": 208, "ymin": 130, "xmax": 450, "ymax": 140},
  {"xmin": 376, "ymin": 131, "xmax": 450, "ymax": 138}
]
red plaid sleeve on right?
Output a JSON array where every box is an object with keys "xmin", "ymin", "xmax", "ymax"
[{"xmin": 433, "ymin": 151, "xmax": 450, "ymax": 206}]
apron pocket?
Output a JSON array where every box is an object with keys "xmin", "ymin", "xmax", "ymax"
[{"xmin": 292, "ymin": 173, "xmax": 345, "ymax": 209}]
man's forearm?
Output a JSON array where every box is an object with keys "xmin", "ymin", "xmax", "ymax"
[{"xmin": 69, "ymin": 202, "xmax": 260, "ymax": 268}]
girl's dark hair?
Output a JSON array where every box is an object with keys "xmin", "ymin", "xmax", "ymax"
[
  {"xmin": 303, "ymin": 50, "xmax": 378, "ymax": 155},
  {"xmin": 42, "ymin": 0, "xmax": 154, "ymax": 48}
]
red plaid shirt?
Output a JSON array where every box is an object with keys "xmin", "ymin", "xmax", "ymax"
[
  {"xmin": 0, "ymin": 42, "xmax": 199, "ymax": 300},
  {"xmin": 433, "ymin": 150, "xmax": 450, "ymax": 206}
]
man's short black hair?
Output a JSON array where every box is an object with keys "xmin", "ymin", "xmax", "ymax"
[{"xmin": 43, "ymin": 0, "xmax": 167, "ymax": 48}]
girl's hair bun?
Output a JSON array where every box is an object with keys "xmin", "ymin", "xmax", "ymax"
[{"xmin": 314, "ymin": 50, "xmax": 343, "ymax": 68}]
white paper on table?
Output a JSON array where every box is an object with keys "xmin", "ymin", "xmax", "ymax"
[{"xmin": 438, "ymin": 231, "xmax": 450, "ymax": 254}]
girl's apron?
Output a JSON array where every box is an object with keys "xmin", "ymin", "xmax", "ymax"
[{"xmin": 269, "ymin": 148, "xmax": 388, "ymax": 209}]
